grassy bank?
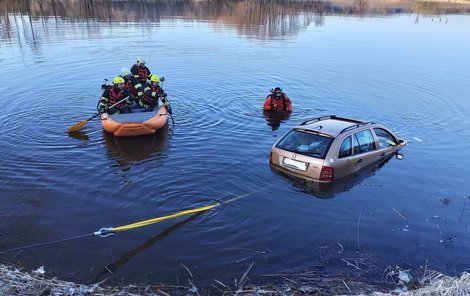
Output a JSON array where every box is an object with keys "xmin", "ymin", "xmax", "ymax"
[{"xmin": 1, "ymin": 263, "xmax": 469, "ymax": 295}]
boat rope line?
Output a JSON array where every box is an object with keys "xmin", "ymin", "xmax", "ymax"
[
  {"xmin": 0, "ymin": 233, "xmax": 95, "ymax": 255},
  {"xmin": 0, "ymin": 191, "xmax": 257, "ymax": 256}
]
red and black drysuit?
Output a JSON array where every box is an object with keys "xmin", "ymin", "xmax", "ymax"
[
  {"xmin": 130, "ymin": 64, "xmax": 151, "ymax": 84},
  {"xmin": 263, "ymin": 92, "xmax": 293, "ymax": 113},
  {"xmin": 139, "ymin": 83, "xmax": 166, "ymax": 110},
  {"xmin": 121, "ymin": 75, "xmax": 143, "ymax": 98},
  {"xmin": 99, "ymin": 86, "xmax": 132, "ymax": 114}
]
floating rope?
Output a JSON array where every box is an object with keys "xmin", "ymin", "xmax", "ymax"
[{"xmin": 0, "ymin": 233, "xmax": 94, "ymax": 255}]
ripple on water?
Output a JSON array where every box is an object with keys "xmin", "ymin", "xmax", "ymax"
[{"xmin": 2, "ymin": 11, "xmax": 470, "ymax": 286}]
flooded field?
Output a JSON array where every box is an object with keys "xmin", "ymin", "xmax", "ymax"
[{"xmin": 1, "ymin": 0, "xmax": 469, "ymax": 290}]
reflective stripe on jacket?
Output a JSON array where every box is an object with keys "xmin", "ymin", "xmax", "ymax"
[
  {"xmin": 122, "ymin": 76, "xmax": 143, "ymax": 96},
  {"xmin": 99, "ymin": 86, "xmax": 131, "ymax": 112},
  {"xmin": 131, "ymin": 64, "xmax": 151, "ymax": 83},
  {"xmin": 140, "ymin": 84, "xmax": 163, "ymax": 108}
]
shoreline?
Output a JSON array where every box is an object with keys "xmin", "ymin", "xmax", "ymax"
[{"xmin": 1, "ymin": 262, "xmax": 469, "ymax": 295}]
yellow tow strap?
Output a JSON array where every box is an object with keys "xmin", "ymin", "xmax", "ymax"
[
  {"xmin": 1, "ymin": 194, "xmax": 255, "ymax": 253},
  {"xmin": 110, "ymin": 203, "xmax": 220, "ymax": 233},
  {"xmin": 93, "ymin": 192, "xmax": 256, "ymax": 237}
]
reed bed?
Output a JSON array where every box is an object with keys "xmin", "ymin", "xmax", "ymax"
[{"xmin": 1, "ymin": 263, "xmax": 469, "ymax": 295}]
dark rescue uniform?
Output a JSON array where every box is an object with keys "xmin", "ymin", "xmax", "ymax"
[
  {"xmin": 131, "ymin": 64, "xmax": 151, "ymax": 84},
  {"xmin": 122, "ymin": 75, "xmax": 143, "ymax": 98},
  {"xmin": 99, "ymin": 86, "xmax": 133, "ymax": 114},
  {"xmin": 139, "ymin": 83, "xmax": 166, "ymax": 110}
]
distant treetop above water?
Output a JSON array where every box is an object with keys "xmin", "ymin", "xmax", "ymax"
[
  {"xmin": 3, "ymin": 0, "xmax": 470, "ymax": 20},
  {"xmin": 1, "ymin": 0, "xmax": 469, "ymax": 41}
]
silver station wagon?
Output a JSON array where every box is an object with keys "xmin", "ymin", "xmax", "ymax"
[{"xmin": 269, "ymin": 115, "xmax": 407, "ymax": 182}]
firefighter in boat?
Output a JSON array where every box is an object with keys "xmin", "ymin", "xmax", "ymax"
[
  {"xmin": 138, "ymin": 74, "xmax": 168, "ymax": 111},
  {"xmin": 99, "ymin": 76, "xmax": 134, "ymax": 114}
]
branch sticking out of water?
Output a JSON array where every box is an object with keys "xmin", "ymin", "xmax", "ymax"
[
  {"xmin": 357, "ymin": 208, "xmax": 362, "ymax": 250},
  {"xmin": 393, "ymin": 208, "xmax": 407, "ymax": 220},
  {"xmin": 180, "ymin": 263, "xmax": 193, "ymax": 278},
  {"xmin": 238, "ymin": 261, "xmax": 254, "ymax": 289},
  {"xmin": 341, "ymin": 258, "xmax": 361, "ymax": 270}
]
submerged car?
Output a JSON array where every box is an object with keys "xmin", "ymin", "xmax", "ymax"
[{"xmin": 269, "ymin": 115, "xmax": 407, "ymax": 182}]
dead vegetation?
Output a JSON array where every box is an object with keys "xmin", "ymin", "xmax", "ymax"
[{"xmin": 1, "ymin": 261, "xmax": 469, "ymax": 296}]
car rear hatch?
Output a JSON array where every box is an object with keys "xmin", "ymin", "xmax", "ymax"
[{"xmin": 270, "ymin": 129, "xmax": 333, "ymax": 181}]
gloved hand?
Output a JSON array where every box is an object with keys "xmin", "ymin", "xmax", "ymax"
[
  {"xmin": 161, "ymin": 92, "xmax": 167, "ymax": 97},
  {"xmin": 129, "ymin": 94, "xmax": 136, "ymax": 102},
  {"xmin": 160, "ymin": 76, "xmax": 165, "ymax": 82},
  {"xmin": 108, "ymin": 106, "xmax": 118, "ymax": 115},
  {"xmin": 99, "ymin": 102, "xmax": 107, "ymax": 113}
]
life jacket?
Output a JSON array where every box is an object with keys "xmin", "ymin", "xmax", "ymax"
[
  {"xmin": 108, "ymin": 87, "xmax": 126, "ymax": 107},
  {"xmin": 141, "ymin": 84, "xmax": 162, "ymax": 107},
  {"xmin": 137, "ymin": 66, "xmax": 150, "ymax": 82},
  {"xmin": 123, "ymin": 78, "xmax": 137, "ymax": 95}
]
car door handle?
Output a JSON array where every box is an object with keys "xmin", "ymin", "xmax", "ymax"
[{"xmin": 357, "ymin": 159, "xmax": 363, "ymax": 163}]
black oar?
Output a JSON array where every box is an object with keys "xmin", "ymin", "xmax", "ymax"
[
  {"xmin": 67, "ymin": 96, "xmax": 129, "ymax": 133},
  {"xmin": 163, "ymin": 97, "xmax": 175, "ymax": 125},
  {"xmin": 159, "ymin": 79, "xmax": 175, "ymax": 125}
]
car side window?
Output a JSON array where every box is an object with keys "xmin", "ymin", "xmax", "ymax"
[
  {"xmin": 373, "ymin": 128, "xmax": 397, "ymax": 148},
  {"xmin": 353, "ymin": 129, "xmax": 376, "ymax": 154},
  {"xmin": 338, "ymin": 136, "xmax": 352, "ymax": 158}
]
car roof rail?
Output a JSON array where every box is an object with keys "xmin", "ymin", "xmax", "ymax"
[
  {"xmin": 299, "ymin": 115, "xmax": 337, "ymax": 126},
  {"xmin": 339, "ymin": 121, "xmax": 375, "ymax": 134},
  {"xmin": 300, "ymin": 115, "xmax": 368, "ymax": 126}
]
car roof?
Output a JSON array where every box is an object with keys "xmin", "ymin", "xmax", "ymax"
[{"xmin": 295, "ymin": 115, "xmax": 374, "ymax": 137}]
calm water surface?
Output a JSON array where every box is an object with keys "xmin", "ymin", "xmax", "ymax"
[{"xmin": 1, "ymin": 0, "xmax": 470, "ymax": 288}]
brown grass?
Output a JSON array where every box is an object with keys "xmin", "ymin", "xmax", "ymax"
[{"xmin": 1, "ymin": 262, "xmax": 469, "ymax": 295}]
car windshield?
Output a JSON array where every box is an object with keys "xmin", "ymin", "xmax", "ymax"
[{"xmin": 275, "ymin": 129, "xmax": 332, "ymax": 158}]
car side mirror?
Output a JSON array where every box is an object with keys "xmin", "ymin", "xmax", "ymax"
[{"xmin": 395, "ymin": 153, "xmax": 404, "ymax": 160}]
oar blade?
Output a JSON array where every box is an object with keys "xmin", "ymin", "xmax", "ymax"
[
  {"xmin": 67, "ymin": 120, "xmax": 88, "ymax": 133},
  {"xmin": 164, "ymin": 103, "xmax": 173, "ymax": 115}
]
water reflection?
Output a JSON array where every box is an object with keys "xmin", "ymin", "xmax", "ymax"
[
  {"xmin": 272, "ymin": 154, "xmax": 396, "ymax": 199},
  {"xmin": 93, "ymin": 212, "xmax": 202, "ymax": 283},
  {"xmin": 103, "ymin": 126, "xmax": 169, "ymax": 165},
  {"xmin": 263, "ymin": 111, "xmax": 291, "ymax": 131},
  {"xmin": 67, "ymin": 131, "xmax": 90, "ymax": 141},
  {"xmin": 2, "ymin": 0, "xmax": 469, "ymax": 43}
]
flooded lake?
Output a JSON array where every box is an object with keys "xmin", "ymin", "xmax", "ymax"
[{"xmin": 1, "ymin": 0, "xmax": 470, "ymax": 290}]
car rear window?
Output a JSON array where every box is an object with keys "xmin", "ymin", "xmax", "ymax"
[{"xmin": 275, "ymin": 129, "xmax": 332, "ymax": 158}]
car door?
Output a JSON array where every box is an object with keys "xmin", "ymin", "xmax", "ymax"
[
  {"xmin": 373, "ymin": 127, "xmax": 399, "ymax": 157},
  {"xmin": 351, "ymin": 129, "xmax": 383, "ymax": 170},
  {"xmin": 333, "ymin": 135, "xmax": 359, "ymax": 179}
]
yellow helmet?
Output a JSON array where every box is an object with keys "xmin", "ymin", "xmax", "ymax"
[
  {"xmin": 150, "ymin": 74, "xmax": 160, "ymax": 83},
  {"xmin": 113, "ymin": 76, "xmax": 125, "ymax": 84}
]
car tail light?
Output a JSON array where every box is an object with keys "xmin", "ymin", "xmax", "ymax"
[{"xmin": 320, "ymin": 166, "xmax": 334, "ymax": 181}]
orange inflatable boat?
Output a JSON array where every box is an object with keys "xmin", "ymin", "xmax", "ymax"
[{"xmin": 101, "ymin": 105, "xmax": 169, "ymax": 137}]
